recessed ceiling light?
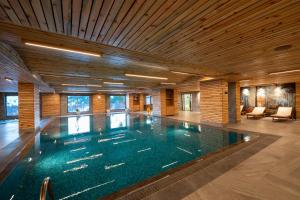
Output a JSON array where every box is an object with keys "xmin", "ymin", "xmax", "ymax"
[
  {"xmin": 25, "ymin": 42, "xmax": 101, "ymax": 57},
  {"xmin": 103, "ymin": 82, "xmax": 124, "ymax": 85},
  {"xmin": 4, "ymin": 77, "xmax": 13, "ymax": 81},
  {"xmin": 200, "ymin": 76, "xmax": 214, "ymax": 81},
  {"xmin": 269, "ymin": 69, "xmax": 300, "ymax": 75},
  {"xmin": 40, "ymin": 73, "xmax": 102, "ymax": 80},
  {"xmin": 61, "ymin": 83, "xmax": 102, "ymax": 87},
  {"xmin": 170, "ymin": 71, "xmax": 201, "ymax": 76},
  {"xmin": 125, "ymin": 73, "xmax": 168, "ymax": 80},
  {"xmin": 161, "ymin": 82, "xmax": 176, "ymax": 85}
]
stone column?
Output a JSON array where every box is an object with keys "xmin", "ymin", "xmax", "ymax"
[
  {"xmin": 228, "ymin": 82, "xmax": 241, "ymax": 123},
  {"xmin": 18, "ymin": 83, "xmax": 40, "ymax": 131},
  {"xmin": 296, "ymin": 82, "xmax": 300, "ymax": 119}
]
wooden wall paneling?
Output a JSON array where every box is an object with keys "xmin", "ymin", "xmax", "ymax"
[
  {"xmin": 18, "ymin": 83, "xmax": 40, "ymax": 130},
  {"xmin": 31, "ymin": 0, "xmax": 48, "ymax": 31},
  {"xmin": 41, "ymin": 93, "xmax": 60, "ymax": 118},
  {"xmin": 92, "ymin": 93, "xmax": 106, "ymax": 113},
  {"xmin": 160, "ymin": 89, "xmax": 166, "ymax": 116},
  {"xmin": 296, "ymin": 82, "xmax": 300, "ymax": 119},
  {"xmin": 139, "ymin": 93, "xmax": 145, "ymax": 111},
  {"xmin": 128, "ymin": 93, "xmax": 140, "ymax": 112},
  {"xmin": 200, "ymin": 80, "xmax": 228, "ymax": 125}
]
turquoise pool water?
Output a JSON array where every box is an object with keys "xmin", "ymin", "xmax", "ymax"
[{"xmin": 0, "ymin": 113, "xmax": 250, "ymax": 200}]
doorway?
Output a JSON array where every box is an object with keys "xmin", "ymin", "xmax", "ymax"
[{"xmin": 182, "ymin": 93, "xmax": 192, "ymax": 111}]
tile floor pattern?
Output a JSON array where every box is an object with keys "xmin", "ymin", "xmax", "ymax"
[{"xmin": 157, "ymin": 112, "xmax": 300, "ymax": 200}]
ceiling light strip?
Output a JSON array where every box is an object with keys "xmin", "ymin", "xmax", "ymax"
[
  {"xmin": 103, "ymin": 82, "xmax": 124, "ymax": 85},
  {"xmin": 25, "ymin": 42, "xmax": 101, "ymax": 57},
  {"xmin": 161, "ymin": 82, "xmax": 176, "ymax": 85},
  {"xmin": 269, "ymin": 69, "xmax": 300, "ymax": 75},
  {"xmin": 170, "ymin": 71, "xmax": 201, "ymax": 76},
  {"xmin": 125, "ymin": 73, "xmax": 168, "ymax": 80}
]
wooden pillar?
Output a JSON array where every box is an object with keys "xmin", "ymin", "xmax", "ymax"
[
  {"xmin": 200, "ymin": 80, "xmax": 228, "ymax": 125},
  {"xmin": 152, "ymin": 89, "xmax": 178, "ymax": 116},
  {"xmin": 92, "ymin": 94, "xmax": 106, "ymax": 113},
  {"xmin": 296, "ymin": 82, "xmax": 300, "ymax": 119},
  {"xmin": 139, "ymin": 94, "xmax": 145, "ymax": 111},
  {"xmin": 41, "ymin": 94, "xmax": 60, "ymax": 118},
  {"xmin": 18, "ymin": 83, "xmax": 40, "ymax": 130}
]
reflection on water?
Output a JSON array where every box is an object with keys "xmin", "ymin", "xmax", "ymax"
[
  {"xmin": 68, "ymin": 116, "xmax": 90, "ymax": 134},
  {"xmin": 110, "ymin": 113, "xmax": 127, "ymax": 129}
]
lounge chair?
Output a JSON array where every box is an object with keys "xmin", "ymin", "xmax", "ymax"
[
  {"xmin": 246, "ymin": 107, "xmax": 265, "ymax": 119},
  {"xmin": 271, "ymin": 107, "xmax": 293, "ymax": 121}
]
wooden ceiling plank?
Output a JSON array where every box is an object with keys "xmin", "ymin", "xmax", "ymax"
[
  {"xmin": 130, "ymin": 0, "xmax": 220, "ymax": 51},
  {"xmin": 51, "ymin": 0, "xmax": 63, "ymax": 34},
  {"xmin": 62, "ymin": 0, "xmax": 71, "ymax": 35},
  {"xmin": 84, "ymin": 0, "xmax": 103, "ymax": 40},
  {"xmin": 163, "ymin": 0, "xmax": 291, "ymax": 58},
  {"xmin": 0, "ymin": 4, "xmax": 9, "ymax": 22},
  {"xmin": 96, "ymin": 0, "xmax": 125, "ymax": 43},
  {"xmin": 107, "ymin": 0, "xmax": 145, "ymax": 46},
  {"xmin": 78, "ymin": 0, "xmax": 93, "ymax": 39},
  {"xmin": 123, "ymin": 0, "xmax": 190, "ymax": 50},
  {"xmin": 31, "ymin": 0, "xmax": 48, "ymax": 31},
  {"xmin": 18, "ymin": 0, "xmax": 40, "ymax": 29},
  {"xmin": 71, "ymin": 0, "xmax": 82, "ymax": 37},
  {"xmin": 8, "ymin": 0, "xmax": 30, "ymax": 26},
  {"xmin": 117, "ymin": 0, "xmax": 168, "ymax": 48},
  {"xmin": 0, "ymin": 0, "xmax": 21, "ymax": 24},
  {"xmin": 111, "ymin": 0, "xmax": 159, "ymax": 47},
  {"xmin": 146, "ymin": 0, "xmax": 255, "ymax": 53},
  {"xmin": 183, "ymin": 9, "xmax": 300, "ymax": 63},
  {"xmin": 153, "ymin": 0, "xmax": 275, "ymax": 54},
  {"xmin": 101, "ymin": 0, "xmax": 135, "ymax": 44},
  {"xmin": 40, "ymin": 0, "xmax": 56, "ymax": 32},
  {"xmin": 90, "ymin": 0, "xmax": 114, "ymax": 41}
]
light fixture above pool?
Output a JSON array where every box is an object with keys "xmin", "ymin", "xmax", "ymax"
[
  {"xmin": 269, "ymin": 69, "xmax": 300, "ymax": 75},
  {"xmin": 161, "ymin": 82, "xmax": 176, "ymax": 85},
  {"xmin": 103, "ymin": 82, "xmax": 124, "ymax": 85},
  {"xmin": 170, "ymin": 71, "xmax": 201, "ymax": 76},
  {"xmin": 62, "ymin": 83, "xmax": 102, "ymax": 87},
  {"xmin": 125, "ymin": 73, "xmax": 168, "ymax": 80},
  {"xmin": 25, "ymin": 42, "xmax": 101, "ymax": 57}
]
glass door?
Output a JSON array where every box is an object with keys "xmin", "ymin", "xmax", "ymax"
[{"xmin": 182, "ymin": 93, "xmax": 192, "ymax": 111}]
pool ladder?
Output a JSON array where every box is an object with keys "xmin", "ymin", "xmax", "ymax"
[{"xmin": 39, "ymin": 177, "xmax": 54, "ymax": 200}]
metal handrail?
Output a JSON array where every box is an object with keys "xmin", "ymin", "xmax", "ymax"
[{"xmin": 39, "ymin": 177, "xmax": 54, "ymax": 200}]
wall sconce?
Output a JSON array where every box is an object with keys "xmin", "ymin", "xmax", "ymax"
[
  {"xmin": 242, "ymin": 88, "xmax": 250, "ymax": 96},
  {"xmin": 257, "ymin": 88, "xmax": 265, "ymax": 97},
  {"xmin": 97, "ymin": 95, "xmax": 101, "ymax": 99}
]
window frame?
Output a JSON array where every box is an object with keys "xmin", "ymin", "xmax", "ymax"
[
  {"xmin": 67, "ymin": 95, "xmax": 91, "ymax": 113},
  {"xmin": 5, "ymin": 93, "xmax": 19, "ymax": 118}
]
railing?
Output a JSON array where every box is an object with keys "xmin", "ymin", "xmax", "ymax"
[{"xmin": 39, "ymin": 177, "xmax": 54, "ymax": 200}]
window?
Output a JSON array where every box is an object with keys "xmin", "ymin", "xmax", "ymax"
[
  {"xmin": 110, "ymin": 95, "xmax": 126, "ymax": 110},
  {"xmin": 67, "ymin": 96, "xmax": 90, "ymax": 113},
  {"xmin": 6, "ymin": 95, "xmax": 18, "ymax": 117},
  {"xmin": 145, "ymin": 95, "xmax": 152, "ymax": 105}
]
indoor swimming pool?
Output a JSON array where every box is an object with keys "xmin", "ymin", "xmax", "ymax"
[{"xmin": 0, "ymin": 113, "xmax": 251, "ymax": 200}]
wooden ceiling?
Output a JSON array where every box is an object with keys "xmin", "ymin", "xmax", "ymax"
[{"xmin": 0, "ymin": 0, "xmax": 300, "ymax": 92}]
